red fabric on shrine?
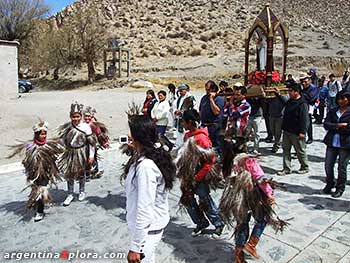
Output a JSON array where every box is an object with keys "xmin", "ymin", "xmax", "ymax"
[{"xmin": 249, "ymin": 71, "xmax": 281, "ymax": 85}]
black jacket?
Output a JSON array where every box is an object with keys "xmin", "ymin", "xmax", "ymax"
[
  {"xmin": 323, "ymin": 106, "xmax": 350, "ymax": 148},
  {"xmin": 282, "ymin": 96, "xmax": 309, "ymax": 135}
]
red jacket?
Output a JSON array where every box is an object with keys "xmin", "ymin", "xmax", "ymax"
[{"xmin": 184, "ymin": 127, "xmax": 214, "ymax": 182}]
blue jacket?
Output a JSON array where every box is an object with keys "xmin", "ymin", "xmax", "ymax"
[
  {"xmin": 302, "ymin": 83, "xmax": 319, "ymax": 105},
  {"xmin": 319, "ymin": 85, "xmax": 329, "ymax": 101}
]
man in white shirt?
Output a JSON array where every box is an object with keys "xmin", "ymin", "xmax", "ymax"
[
  {"xmin": 173, "ymin": 84, "xmax": 195, "ymax": 148},
  {"xmin": 327, "ymin": 73, "xmax": 342, "ymax": 110}
]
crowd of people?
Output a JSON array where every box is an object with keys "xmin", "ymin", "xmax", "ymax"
[
  {"xmin": 7, "ymin": 68, "xmax": 350, "ymax": 263},
  {"xmin": 133, "ymin": 69, "xmax": 350, "ymax": 262}
]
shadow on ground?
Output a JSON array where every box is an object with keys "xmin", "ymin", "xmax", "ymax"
[
  {"xmin": 0, "ymin": 188, "xmax": 68, "ymax": 222},
  {"xmin": 86, "ymin": 191, "xmax": 234, "ymax": 263},
  {"xmin": 298, "ymin": 195, "xmax": 350, "ymax": 212}
]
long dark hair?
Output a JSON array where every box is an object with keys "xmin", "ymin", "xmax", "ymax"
[
  {"xmin": 127, "ymin": 115, "xmax": 175, "ymax": 190},
  {"xmin": 222, "ymin": 137, "xmax": 246, "ymax": 178},
  {"xmin": 143, "ymin": 89, "xmax": 156, "ymax": 104},
  {"xmin": 183, "ymin": 109, "xmax": 200, "ymax": 128},
  {"xmin": 168, "ymin": 84, "xmax": 176, "ymax": 95}
]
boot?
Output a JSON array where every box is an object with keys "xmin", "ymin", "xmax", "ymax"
[
  {"xmin": 243, "ymin": 235, "xmax": 260, "ymax": 259},
  {"xmin": 234, "ymin": 246, "xmax": 245, "ymax": 263}
]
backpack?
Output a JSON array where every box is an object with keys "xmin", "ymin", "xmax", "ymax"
[{"xmin": 327, "ymin": 80, "xmax": 341, "ymax": 93}]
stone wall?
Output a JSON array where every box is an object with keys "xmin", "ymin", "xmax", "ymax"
[{"xmin": 0, "ymin": 40, "xmax": 19, "ymax": 100}]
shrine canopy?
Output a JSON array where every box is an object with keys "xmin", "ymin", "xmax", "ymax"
[{"xmin": 244, "ymin": 3, "xmax": 289, "ymax": 87}]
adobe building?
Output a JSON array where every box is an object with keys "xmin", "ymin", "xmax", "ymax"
[{"xmin": 0, "ymin": 40, "xmax": 20, "ymax": 100}]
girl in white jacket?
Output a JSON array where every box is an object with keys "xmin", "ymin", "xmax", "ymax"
[
  {"xmin": 151, "ymin": 90, "xmax": 170, "ymax": 135},
  {"xmin": 123, "ymin": 115, "xmax": 176, "ymax": 263}
]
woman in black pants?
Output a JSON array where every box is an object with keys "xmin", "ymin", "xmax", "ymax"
[{"xmin": 323, "ymin": 91, "xmax": 350, "ymax": 198}]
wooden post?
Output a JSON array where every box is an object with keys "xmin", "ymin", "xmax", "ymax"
[
  {"xmin": 103, "ymin": 50, "xmax": 107, "ymax": 77},
  {"xmin": 266, "ymin": 36, "xmax": 274, "ymax": 87},
  {"xmin": 244, "ymin": 38, "xmax": 250, "ymax": 86},
  {"xmin": 282, "ymin": 38, "xmax": 288, "ymax": 83},
  {"xmin": 127, "ymin": 50, "xmax": 131, "ymax": 77},
  {"xmin": 118, "ymin": 48, "xmax": 122, "ymax": 77}
]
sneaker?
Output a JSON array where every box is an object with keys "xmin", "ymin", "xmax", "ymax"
[
  {"xmin": 212, "ymin": 225, "xmax": 225, "ymax": 238},
  {"xmin": 34, "ymin": 212, "xmax": 44, "ymax": 222},
  {"xmin": 191, "ymin": 222, "xmax": 210, "ymax": 237},
  {"xmin": 297, "ymin": 169, "xmax": 309, "ymax": 174},
  {"xmin": 331, "ymin": 189, "xmax": 344, "ymax": 198},
  {"xmin": 78, "ymin": 192, "xmax": 86, "ymax": 201},
  {"xmin": 63, "ymin": 194, "xmax": 74, "ymax": 206},
  {"xmin": 277, "ymin": 170, "xmax": 291, "ymax": 176}
]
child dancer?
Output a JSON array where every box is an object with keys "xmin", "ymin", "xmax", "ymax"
[
  {"xmin": 176, "ymin": 109, "xmax": 225, "ymax": 237},
  {"xmin": 7, "ymin": 121, "xmax": 63, "ymax": 222},
  {"xmin": 58, "ymin": 102, "xmax": 96, "ymax": 206},
  {"xmin": 83, "ymin": 106, "xmax": 109, "ymax": 180},
  {"xmin": 221, "ymin": 137, "xmax": 288, "ymax": 262}
]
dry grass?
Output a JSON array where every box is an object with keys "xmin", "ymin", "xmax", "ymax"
[{"xmin": 328, "ymin": 62, "xmax": 349, "ymax": 77}]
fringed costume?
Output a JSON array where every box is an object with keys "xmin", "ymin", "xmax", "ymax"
[
  {"xmin": 7, "ymin": 121, "xmax": 63, "ymax": 221},
  {"xmin": 57, "ymin": 122, "xmax": 96, "ymax": 180},
  {"xmin": 58, "ymin": 102, "xmax": 96, "ymax": 205},
  {"xmin": 83, "ymin": 106, "xmax": 109, "ymax": 179},
  {"xmin": 175, "ymin": 127, "xmax": 225, "ymax": 236},
  {"xmin": 220, "ymin": 148, "xmax": 288, "ymax": 262}
]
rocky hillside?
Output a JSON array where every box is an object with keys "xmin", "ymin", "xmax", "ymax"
[{"xmin": 49, "ymin": 0, "xmax": 350, "ymax": 59}]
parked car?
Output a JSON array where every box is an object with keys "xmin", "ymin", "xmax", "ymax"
[{"xmin": 18, "ymin": 80, "xmax": 34, "ymax": 93}]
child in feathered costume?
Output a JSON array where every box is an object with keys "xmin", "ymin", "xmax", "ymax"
[
  {"xmin": 220, "ymin": 137, "xmax": 288, "ymax": 263},
  {"xmin": 7, "ymin": 121, "xmax": 63, "ymax": 222},
  {"xmin": 176, "ymin": 109, "xmax": 225, "ymax": 237},
  {"xmin": 83, "ymin": 106, "xmax": 109, "ymax": 180},
  {"xmin": 58, "ymin": 102, "xmax": 97, "ymax": 206}
]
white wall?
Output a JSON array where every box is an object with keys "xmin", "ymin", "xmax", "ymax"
[{"xmin": 0, "ymin": 42, "xmax": 19, "ymax": 100}]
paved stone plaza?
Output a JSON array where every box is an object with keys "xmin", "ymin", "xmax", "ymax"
[{"xmin": 0, "ymin": 123, "xmax": 349, "ymax": 263}]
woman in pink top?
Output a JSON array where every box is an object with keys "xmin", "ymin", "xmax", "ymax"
[{"xmin": 220, "ymin": 137, "xmax": 287, "ymax": 263}]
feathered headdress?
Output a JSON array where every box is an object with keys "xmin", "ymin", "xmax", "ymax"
[
  {"xmin": 83, "ymin": 106, "xmax": 97, "ymax": 116},
  {"xmin": 32, "ymin": 120, "xmax": 49, "ymax": 133},
  {"xmin": 70, "ymin": 102, "xmax": 84, "ymax": 116}
]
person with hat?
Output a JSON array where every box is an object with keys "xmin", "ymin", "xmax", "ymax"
[
  {"xmin": 7, "ymin": 121, "xmax": 63, "ymax": 222},
  {"xmin": 58, "ymin": 102, "xmax": 97, "ymax": 206},
  {"xmin": 173, "ymin": 84, "xmax": 195, "ymax": 148},
  {"xmin": 300, "ymin": 72, "xmax": 319, "ymax": 144},
  {"xmin": 277, "ymin": 83, "xmax": 309, "ymax": 175}
]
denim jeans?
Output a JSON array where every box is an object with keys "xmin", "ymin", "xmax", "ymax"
[
  {"xmin": 325, "ymin": 147, "xmax": 350, "ymax": 191},
  {"xmin": 235, "ymin": 212, "xmax": 267, "ymax": 246},
  {"xmin": 156, "ymin": 125, "xmax": 167, "ymax": 136},
  {"xmin": 206, "ymin": 124, "xmax": 222, "ymax": 157},
  {"xmin": 186, "ymin": 182, "xmax": 224, "ymax": 228}
]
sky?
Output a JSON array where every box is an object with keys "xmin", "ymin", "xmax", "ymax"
[{"xmin": 45, "ymin": 0, "xmax": 76, "ymax": 15}]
